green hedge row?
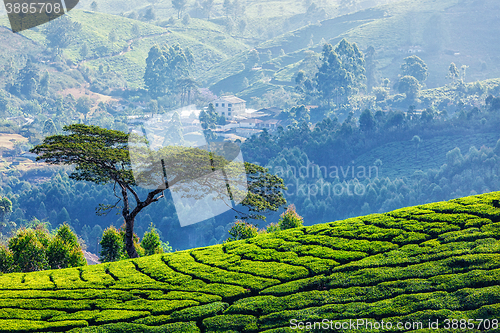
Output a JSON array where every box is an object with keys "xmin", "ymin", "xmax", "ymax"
[
  {"xmin": 192, "ymin": 246, "xmax": 309, "ymax": 281},
  {"xmin": 223, "ymin": 242, "xmax": 338, "ymax": 274},
  {"xmin": 133, "ymin": 255, "xmax": 193, "ymax": 286},
  {"xmin": 67, "ymin": 321, "xmax": 200, "ymax": 333},
  {"xmin": 99, "ymin": 299, "xmax": 198, "ymax": 315},
  {"xmin": 134, "ymin": 302, "xmax": 229, "ymax": 325},
  {"xmin": 289, "ymin": 234, "xmax": 398, "ymax": 255},
  {"xmin": 106, "ymin": 261, "xmax": 159, "ymax": 288},
  {"xmin": 329, "ymin": 253, "xmax": 500, "ymax": 287},
  {"xmin": 0, "ymin": 319, "xmax": 88, "ymax": 332},
  {"xmin": 0, "ymin": 289, "xmax": 137, "ymax": 301},
  {"xmin": 79, "ymin": 265, "xmax": 115, "ymax": 288},
  {"xmin": 260, "ymin": 275, "xmax": 328, "ymax": 296},
  {"xmin": 50, "ymin": 268, "xmax": 95, "ymax": 290},
  {"xmin": 338, "ymin": 239, "xmax": 495, "ymax": 271},
  {"xmin": 257, "ymin": 285, "xmax": 500, "ymax": 330},
  {"xmin": 0, "ymin": 308, "xmax": 64, "ymax": 320},
  {"xmin": 164, "ymin": 252, "xmax": 280, "ymax": 290},
  {"xmin": 202, "ymin": 314, "xmax": 258, "ymax": 332}
]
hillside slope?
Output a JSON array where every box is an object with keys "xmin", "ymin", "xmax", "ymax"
[
  {"xmin": 208, "ymin": 0, "xmax": 500, "ymax": 96},
  {"xmin": 2, "ymin": 192, "xmax": 500, "ymax": 332}
]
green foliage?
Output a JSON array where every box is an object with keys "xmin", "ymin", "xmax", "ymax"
[
  {"xmin": 47, "ymin": 224, "xmax": 86, "ymax": 269},
  {"xmin": 314, "ymin": 39, "xmax": 365, "ymax": 106},
  {"xmin": 100, "ymin": 226, "xmax": 125, "ymax": 263},
  {"xmin": 398, "ymin": 75, "xmax": 420, "ymax": 100},
  {"xmin": 3, "ymin": 224, "xmax": 86, "ymax": 273},
  {"xmin": 8, "ymin": 227, "xmax": 50, "ymax": 272},
  {"xmin": 143, "ymin": 44, "xmax": 194, "ymax": 98},
  {"xmin": 0, "ymin": 193, "xmax": 500, "ymax": 331},
  {"xmin": 401, "ymin": 55, "xmax": 428, "ymax": 82},
  {"xmin": 202, "ymin": 314, "xmax": 258, "ymax": 331},
  {"xmin": 0, "ymin": 197, "xmax": 12, "ymax": 222},
  {"xmin": 0, "ymin": 245, "xmax": 14, "ymax": 274},
  {"xmin": 278, "ymin": 204, "xmax": 304, "ymax": 230},
  {"xmin": 141, "ymin": 223, "xmax": 164, "ymax": 256},
  {"xmin": 227, "ymin": 221, "xmax": 258, "ymax": 241}
]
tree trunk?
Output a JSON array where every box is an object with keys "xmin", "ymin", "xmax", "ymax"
[{"xmin": 125, "ymin": 215, "xmax": 139, "ymax": 258}]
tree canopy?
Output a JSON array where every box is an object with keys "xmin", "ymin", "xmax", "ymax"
[
  {"xmin": 144, "ymin": 44, "xmax": 194, "ymax": 98},
  {"xmin": 31, "ymin": 124, "xmax": 286, "ymax": 258},
  {"xmin": 401, "ymin": 55, "xmax": 428, "ymax": 83},
  {"xmin": 314, "ymin": 39, "xmax": 365, "ymax": 106}
]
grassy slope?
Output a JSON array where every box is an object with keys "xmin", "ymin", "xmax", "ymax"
[{"xmin": 2, "ymin": 192, "xmax": 500, "ymax": 331}]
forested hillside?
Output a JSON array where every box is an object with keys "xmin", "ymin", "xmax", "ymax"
[{"xmin": 1, "ymin": 192, "xmax": 500, "ymax": 332}]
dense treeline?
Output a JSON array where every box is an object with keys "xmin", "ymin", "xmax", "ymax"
[
  {"xmin": 0, "ymin": 167, "xmax": 251, "ymax": 252},
  {"xmin": 241, "ymin": 89, "xmax": 500, "ymax": 225}
]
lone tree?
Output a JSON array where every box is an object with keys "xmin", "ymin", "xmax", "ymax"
[
  {"xmin": 31, "ymin": 124, "xmax": 286, "ymax": 258},
  {"xmin": 401, "ymin": 55, "xmax": 428, "ymax": 83},
  {"xmin": 144, "ymin": 44, "xmax": 194, "ymax": 99},
  {"xmin": 398, "ymin": 75, "xmax": 420, "ymax": 101},
  {"xmin": 172, "ymin": 0, "xmax": 188, "ymax": 19}
]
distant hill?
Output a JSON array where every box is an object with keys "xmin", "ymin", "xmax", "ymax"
[
  {"xmin": 1, "ymin": 192, "xmax": 500, "ymax": 332},
  {"xmin": 207, "ymin": 0, "xmax": 500, "ymax": 98}
]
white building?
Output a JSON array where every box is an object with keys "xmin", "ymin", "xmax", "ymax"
[{"xmin": 212, "ymin": 95, "xmax": 246, "ymax": 120}]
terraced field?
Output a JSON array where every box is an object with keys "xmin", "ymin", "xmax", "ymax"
[{"xmin": 3, "ymin": 192, "xmax": 500, "ymax": 332}]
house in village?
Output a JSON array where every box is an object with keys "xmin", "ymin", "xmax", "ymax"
[{"xmin": 212, "ymin": 95, "xmax": 246, "ymax": 120}]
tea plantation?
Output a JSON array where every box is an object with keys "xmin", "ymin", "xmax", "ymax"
[{"xmin": 3, "ymin": 192, "xmax": 500, "ymax": 332}]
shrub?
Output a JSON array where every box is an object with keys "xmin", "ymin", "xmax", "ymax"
[
  {"xmin": 100, "ymin": 225, "xmax": 146, "ymax": 262},
  {"xmin": 47, "ymin": 224, "xmax": 86, "ymax": 269},
  {"xmin": 278, "ymin": 205, "xmax": 304, "ymax": 230},
  {"xmin": 141, "ymin": 223, "xmax": 164, "ymax": 256},
  {"xmin": 100, "ymin": 226, "xmax": 124, "ymax": 263},
  {"xmin": 227, "ymin": 221, "xmax": 258, "ymax": 241},
  {"xmin": 266, "ymin": 222, "xmax": 280, "ymax": 233},
  {"xmin": 8, "ymin": 227, "xmax": 50, "ymax": 272},
  {"xmin": 202, "ymin": 314, "xmax": 258, "ymax": 331},
  {"xmin": 0, "ymin": 245, "xmax": 13, "ymax": 273}
]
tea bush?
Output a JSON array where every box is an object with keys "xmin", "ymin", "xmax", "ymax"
[{"xmin": 0, "ymin": 192, "xmax": 500, "ymax": 331}]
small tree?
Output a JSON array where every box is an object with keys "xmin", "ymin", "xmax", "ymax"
[
  {"xmin": 8, "ymin": 227, "xmax": 50, "ymax": 272},
  {"xmin": 359, "ymin": 109, "xmax": 376, "ymax": 132},
  {"xmin": 227, "ymin": 221, "xmax": 258, "ymax": 241},
  {"xmin": 100, "ymin": 226, "xmax": 124, "ymax": 262},
  {"xmin": 278, "ymin": 204, "xmax": 303, "ymax": 230},
  {"xmin": 411, "ymin": 135, "xmax": 421, "ymax": 159},
  {"xmin": 401, "ymin": 56, "xmax": 428, "ymax": 83},
  {"xmin": 0, "ymin": 245, "xmax": 14, "ymax": 273},
  {"xmin": 0, "ymin": 197, "xmax": 12, "ymax": 222},
  {"xmin": 43, "ymin": 119, "xmax": 57, "ymax": 136},
  {"xmin": 172, "ymin": 0, "xmax": 188, "ymax": 19},
  {"xmin": 447, "ymin": 62, "xmax": 460, "ymax": 83},
  {"xmin": 398, "ymin": 75, "xmax": 420, "ymax": 101},
  {"xmin": 141, "ymin": 223, "xmax": 163, "ymax": 256},
  {"xmin": 265, "ymin": 222, "xmax": 280, "ymax": 233},
  {"xmin": 47, "ymin": 224, "xmax": 86, "ymax": 269}
]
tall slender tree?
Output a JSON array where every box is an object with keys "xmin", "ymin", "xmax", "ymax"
[
  {"xmin": 314, "ymin": 39, "xmax": 365, "ymax": 106},
  {"xmin": 172, "ymin": 0, "xmax": 188, "ymax": 19}
]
